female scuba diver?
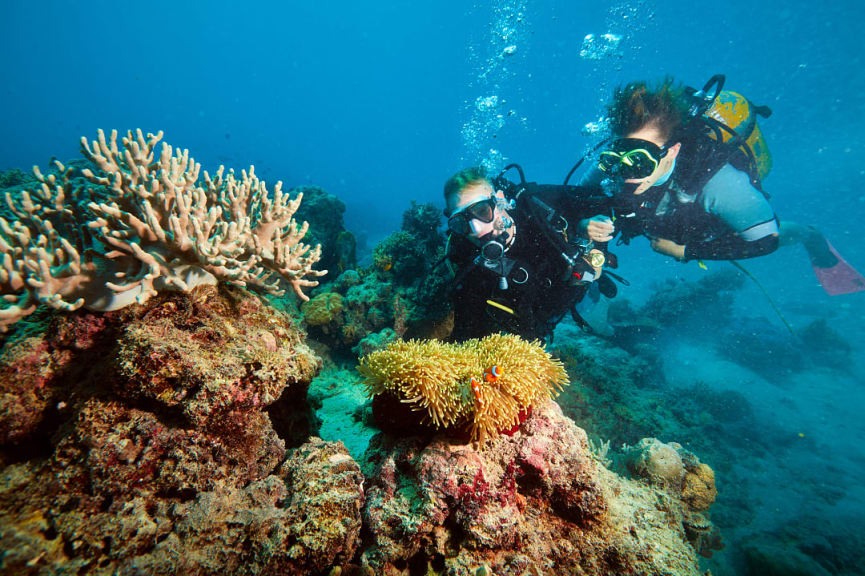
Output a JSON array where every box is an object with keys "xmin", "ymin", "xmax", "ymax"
[{"xmin": 577, "ymin": 75, "xmax": 864, "ymax": 295}]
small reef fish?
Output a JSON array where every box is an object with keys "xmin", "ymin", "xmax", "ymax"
[
  {"xmin": 471, "ymin": 377, "xmax": 483, "ymax": 406},
  {"xmin": 483, "ymin": 365, "xmax": 501, "ymax": 383}
]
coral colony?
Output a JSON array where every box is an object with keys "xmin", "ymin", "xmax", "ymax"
[{"xmin": 0, "ymin": 129, "xmax": 326, "ymax": 331}]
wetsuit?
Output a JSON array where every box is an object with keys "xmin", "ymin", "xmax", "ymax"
[
  {"xmin": 449, "ymin": 184, "xmax": 611, "ymax": 342},
  {"xmin": 582, "ymin": 146, "xmax": 780, "ymax": 261}
]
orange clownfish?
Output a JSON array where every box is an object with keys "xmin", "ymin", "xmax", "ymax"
[
  {"xmin": 483, "ymin": 365, "xmax": 501, "ymax": 383},
  {"xmin": 471, "ymin": 377, "xmax": 483, "ymax": 405}
]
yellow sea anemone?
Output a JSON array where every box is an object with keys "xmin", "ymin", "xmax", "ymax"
[{"xmin": 357, "ymin": 334, "xmax": 568, "ymax": 443}]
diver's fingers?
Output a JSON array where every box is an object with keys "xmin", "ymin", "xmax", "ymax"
[{"xmin": 588, "ymin": 221, "xmax": 614, "ymax": 241}]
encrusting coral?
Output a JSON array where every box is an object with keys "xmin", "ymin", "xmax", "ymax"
[
  {"xmin": 0, "ymin": 129, "xmax": 326, "ymax": 331},
  {"xmin": 357, "ymin": 334, "xmax": 568, "ymax": 442}
]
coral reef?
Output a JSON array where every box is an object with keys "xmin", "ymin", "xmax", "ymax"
[
  {"xmin": 0, "ymin": 129, "xmax": 326, "ymax": 331},
  {"xmin": 292, "ymin": 185, "xmax": 357, "ymax": 275},
  {"xmin": 715, "ymin": 315, "xmax": 854, "ymax": 381},
  {"xmin": 301, "ymin": 269, "xmax": 396, "ymax": 354},
  {"xmin": 716, "ymin": 317, "xmax": 805, "ymax": 382},
  {"xmin": 299, "ymin": 201, "xmax": 452, "ymax": 355},
  {"xmin": 795, "ymin": 317, "xmax": 852, "ymax": 371},
  {"xmin": 360, "ymin": 400, "xmax": 715, "ymax": 575},
  {"xmin": 0, "ymin": 285, "xmax": 365, "ymax": 574},
  {"xmin": 358, "ymin": 334, "xmax": 568, "ymax": 443},
  {"xmin": 401, "ymin": 200, "xmax": 444, "ymax": 255},
  {"xmin": 740, "ymin": 514, "xmax": 865, "ymax": 576},
  {"xmin": 624, "ymin": 438, "xmax": 723, "ymax": 557},
  {"xmin": 301, "ymin": 291, "xmax": 344, "ymax": 328},
  {"xmin": 352, "ymin": 327, "xmax": 398, "ymax": 357},
  {"xmin": 0, "ymin": 167, "xmax": 33, "ymax": 190},
  {"xmin": 631, "ymin": 270, "xmax": 745, "ymax": 330}
]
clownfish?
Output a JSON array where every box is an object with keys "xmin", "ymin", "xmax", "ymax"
[
  {"xmin": 483, "ymin": 365, "xmax": 501, "ymax": 383},
  {"xmin": 471, "ymin": 377, "xmax": 483, "ymax": 405}
]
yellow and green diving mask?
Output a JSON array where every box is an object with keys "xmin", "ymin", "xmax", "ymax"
[{"xmin": 598, "ymin": 138, "xmax": 669, "ymax": 180}]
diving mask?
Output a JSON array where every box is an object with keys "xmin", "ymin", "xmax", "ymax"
[
  {"xmin": 446, "ymin": 197, "xmax": 496, "ymax": 236},
  {"xmin": 598, "ymin": 138, "xmax": 669, "ymax": 180}
]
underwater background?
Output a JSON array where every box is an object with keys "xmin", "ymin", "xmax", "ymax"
[{"xmin": 2, "ymin": 1, "xmax": 864, "ymax": 575}]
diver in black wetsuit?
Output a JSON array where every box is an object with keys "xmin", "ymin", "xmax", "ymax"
[
  {"xmin": 443, "ymin": 166, "xmax": 616, "ymax": 342},
  {"xmin": 576, "ymin": 77, "xmax": 865, "ymax": 295}
]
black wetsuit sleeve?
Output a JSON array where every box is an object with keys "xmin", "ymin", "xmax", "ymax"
[
  {"xmin": 685, "ymin": 233, "xmax": 779, "ymax": 261},
  {"xmin": 529, "ymin": 183, "xmax": 613, "ymax": 220}
]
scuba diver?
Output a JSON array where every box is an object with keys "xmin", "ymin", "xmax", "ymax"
[
  {"xmin": 577, "ymin": 75, "xmax": 865, "ymax": 295},
  {"xmin": 443, "ymin": 166, "xmax": 617, "ymax": 342}
]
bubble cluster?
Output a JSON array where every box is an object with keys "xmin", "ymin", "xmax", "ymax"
[
  {"xmin": 582, "ymin": 117, "xmax": 611, "ymax": 137},
  {"xmin": 475, "ymin": 95, "xmax": 500, "ymax": 112},
  {"xmin": 460, "ymin": 1, "xmax": 529, "ymax": 172},
  {"xmin": 579, "ymin": 33, "xmax": 622, "ymax": 61}
]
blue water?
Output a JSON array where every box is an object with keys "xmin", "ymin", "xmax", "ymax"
[{"xmin": 2, "ymin": 1, "xmax": 864, "ymax": 574}]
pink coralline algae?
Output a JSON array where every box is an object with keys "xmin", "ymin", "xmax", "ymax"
[
  {"xmin": 0, "ymin": 285, "xmax": 365, "ymax": 574},
  {"xmin": 360, "ymin": 400, "xmax": 716, "ymax": 575}
]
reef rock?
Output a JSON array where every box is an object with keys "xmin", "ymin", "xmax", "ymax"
[
  {"xmin": 360, "ymin": 400, "xmax": 714, "ymax": 575},
  {"xmin": 624, "ymin": 438, "xmax": 722, "ymax": 558},
  {"xmin": 0, "ymin": 285, "xmax": 365, "ymax": 574}
]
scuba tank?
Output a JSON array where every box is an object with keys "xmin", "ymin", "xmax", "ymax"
[{"xmin": 686, "ymin": 74, "xmax": 774, "ymax": 187}]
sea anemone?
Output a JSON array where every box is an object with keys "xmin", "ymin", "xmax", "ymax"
[{"xmin": 357, "ymin": 334, "xmax": 568, "ymax": 442}]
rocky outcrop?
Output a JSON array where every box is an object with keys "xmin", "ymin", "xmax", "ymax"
[
  {"xmin": 0, "ymin": 286, "xmax": 364, "ymax": 575},
  {"xmin": 360, "ymin": 400, "xmax": 715, "ymax": 575}
]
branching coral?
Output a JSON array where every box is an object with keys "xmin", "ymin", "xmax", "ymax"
[
  {"xmin": 1, "ymin": 163, "xmax": 92, "ymax": 328},
  {"xmin": 0, "ymin": 129, "xmax": 326, "ymax": 331},
  {"xmin": 357, "ymin": 334, "xmax": 568, "ymax": 442}
]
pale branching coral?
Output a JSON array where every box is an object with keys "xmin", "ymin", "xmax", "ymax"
[
  {"xmin": 1, "ymin": 163, "xmax": 92, "ymax": 330},
  {"xmin": 357, "ymin": 334, "xmax": 568, "ymax": 443},
  {"xmin": 0, "ymin": 129, "xmax": 326, "ymax": 331}
]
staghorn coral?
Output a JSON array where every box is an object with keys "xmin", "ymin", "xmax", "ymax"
[
  {"xmin": 357, "ymin": 334, "xmax": 568, "ymax": 443},
  {"xmin": 0, "ymin": 129, "xmax": 326, "ymax": 331}
]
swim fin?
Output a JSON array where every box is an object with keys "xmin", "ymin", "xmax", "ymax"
[{"xmin": 807, "ymin": 237, "xmax": 865, "ymax": 295}]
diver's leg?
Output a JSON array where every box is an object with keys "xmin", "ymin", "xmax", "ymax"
[
  {"xmin": 779, "ymin": 221, "xmax": 865, "ymax": 294},
  {"xmin": 778, "ymin": 221, "xmax": 837, "ymax": 267}
]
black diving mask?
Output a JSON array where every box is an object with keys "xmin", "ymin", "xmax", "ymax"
[{"xmin": 446, "ymin": 197, "xmax": 496, "ymax": 236}]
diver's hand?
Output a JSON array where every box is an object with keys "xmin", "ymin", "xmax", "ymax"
[
  {"xmin": 650, "ymin": 237, "xmax": 686, "ymax": 260},
  {"xmin": 579, "ymin": 215, "xmax": 615, "ymax": 242}
]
